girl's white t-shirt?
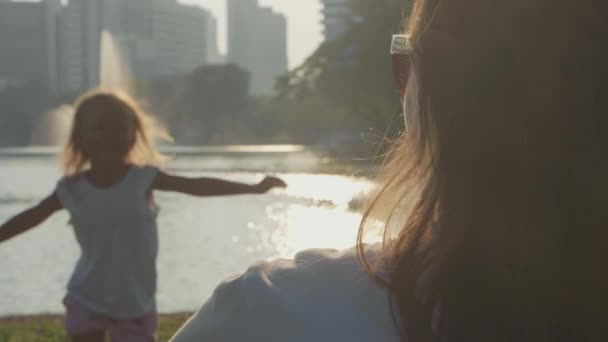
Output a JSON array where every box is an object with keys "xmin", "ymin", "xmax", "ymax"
[
  {"xmin": 56, "ymin": 166, "xmax": 159, "ymax": 319},
  {"xmin": 170, "ymin": 246, "xmax": 401, "ymax": 342}
]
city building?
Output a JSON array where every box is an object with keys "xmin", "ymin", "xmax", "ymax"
[
  {"xmin": 120, "ymin": 0, "xmax": 209, "ymax": 78},
  {"xmin": 227, "ymin": 0, "xmax": 288, "ymax": 96},
  {"xmin": 0, "ymin": 0, "xmax": 62, "ymax": 93},
  {"xmin": 205, "ymin": 14, "xmax": 224, "ymax": 64},
  {"xmin": 59, "ymin": 0, "xmax": 104, "ymax": 93},
  {"xmin": 320, "ymin": 0, "xmax": 353, "ymax": 42},
  {"xmin": 60, "ymin": 0, "xmax": 211, "ymax": 94},
  {"xmin": 1, "ymin": 0, "xmax": 223, "ymax": 95}
]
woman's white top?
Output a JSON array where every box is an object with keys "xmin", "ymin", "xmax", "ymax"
[
  {"xmin": 55, "ymin": 166, "xmax": 159, "ymax": 319},
  {"xmin": 170, "ymin": 246, "xmax": 401, "ymax": 342}
]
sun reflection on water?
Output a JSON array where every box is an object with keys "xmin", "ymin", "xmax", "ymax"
[
  {"xmin": 272, "ymin": 204, "xmax": 371, "ymax": 258},
  {"xmin": 281, "ymin": 173, "xmax": 373, "ymax": 208},
  {"xmin": 238, "ymin": 173, "xmax": 382, "ymax": 259}
]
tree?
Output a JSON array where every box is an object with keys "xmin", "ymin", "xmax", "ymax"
[
  {"xmin": 140, "ymin": 64, "xmax": 251, "ymax": 144},
  {"xmin": 275, "ymin": 0, "xmax": 412, "ymax": 148}
]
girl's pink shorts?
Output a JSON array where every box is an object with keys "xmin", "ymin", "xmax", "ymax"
[{"xmin": 63, "ymin": 295, "xmax": 157, "ymax": 341}]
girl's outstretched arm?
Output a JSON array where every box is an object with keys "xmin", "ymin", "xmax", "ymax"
[
  {"xmin": 153, "ymin": 171, "xmax": 286, "ymax": 197},
  {"xmin": 0, "ymin": 192, "xmax": 62, "ymax": 243}
]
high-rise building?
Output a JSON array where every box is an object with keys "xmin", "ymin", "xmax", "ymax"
[
  {"xmin": 227, "ymin": 0, "xmax": 288, "ymax": 96},
  {"xmin": 0, "ymin": 0, "xmax": 62, "ymax": 93},
  {"xmin": 44, "ymin": 0, "xmax": 62, "ymax": 93},
  {"xmin": 59, "ymin": 0, "xmax": 210, "ymax": 94},
  {"xmin": 206, "ymin": 14, "xmax": 224, "ymax": 64},
  {"xmin": 227, "ymin": 0, "xmax": 257, "ymax": 68},
  {"xmin": 320, "ymin": 0, "xmax": 353, "ymax": 42},
  {"xmin": 254, "ymin": 7, "xmax": 287, "ymax": 95},
  {"xmin": 1, "ymin": 0, "xmax": 221, "ymax": 95},
  {"xmin": 120, "ymin": 0, "xmax": 209, "ymax": 78},
  {"xmin": 59, "ymin": 0, "xmax": 104, "ymax": 93}
]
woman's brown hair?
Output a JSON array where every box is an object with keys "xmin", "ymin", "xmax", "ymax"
[{"xmin": 359, "ymin": 0, "xmax": 607, "ymax": 340}]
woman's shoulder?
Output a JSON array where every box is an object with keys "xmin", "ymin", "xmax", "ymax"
[
  {"xmin": 171, "ymin": 245, "xmax": 399, "ymax": 341},
  {"xmin": 242, "ymin": 245, "xmax": 386, "ymax": 293}
]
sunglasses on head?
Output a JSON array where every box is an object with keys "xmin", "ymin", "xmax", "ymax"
[{"xmin": 391, "ymin": 34, "xmax": 412, "ymax": 98}]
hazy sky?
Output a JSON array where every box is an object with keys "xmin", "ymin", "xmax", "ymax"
[{"xmin": 179, "ymin": 0, "xmax": 323, "ymax": 69}]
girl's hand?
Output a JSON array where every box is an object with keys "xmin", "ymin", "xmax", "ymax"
[{"xmin": 256, "ymin": 176, "xmax": 287, "ymax": 193}]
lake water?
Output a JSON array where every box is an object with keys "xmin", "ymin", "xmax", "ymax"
[{"xmin": 0, "ymin": 146, "xmax": 379, "ymax": 316}]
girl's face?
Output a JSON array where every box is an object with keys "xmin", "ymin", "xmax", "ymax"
[{"xmin": 78, "ymin": 106, "xmax": 136, "ymax": 164}]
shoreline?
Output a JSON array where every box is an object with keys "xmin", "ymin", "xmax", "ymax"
[
  {"xmin": 0, "ymin": 313, "xmax": 193, "ymax": 341},
  {"xmin": 0, "ymin": 312, "xmax": 193, "ymax": 322}
]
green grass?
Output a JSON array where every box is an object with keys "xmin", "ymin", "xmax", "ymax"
[{"xmin": 0, "ymin": 313, "xmax": 192, "ymax": 342}]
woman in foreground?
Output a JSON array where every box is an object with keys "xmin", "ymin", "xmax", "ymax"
[{"xmin": 171, "ymin": 0, "xmax": 607, "ymax": 340}]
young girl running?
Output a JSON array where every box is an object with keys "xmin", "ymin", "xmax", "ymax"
[{"xmin": 0, "ymin": 90, "xmax": 286, "ymax": 342}]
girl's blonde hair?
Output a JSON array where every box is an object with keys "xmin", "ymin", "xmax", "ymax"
[{"xmin": 61, "ymin": 89, "xmax": 173, "ymax": 175}]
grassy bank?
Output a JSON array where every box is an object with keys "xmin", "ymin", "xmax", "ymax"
[{"xmin": 0, "ymin": 313, "xmax": 192, "ymax": 342}]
